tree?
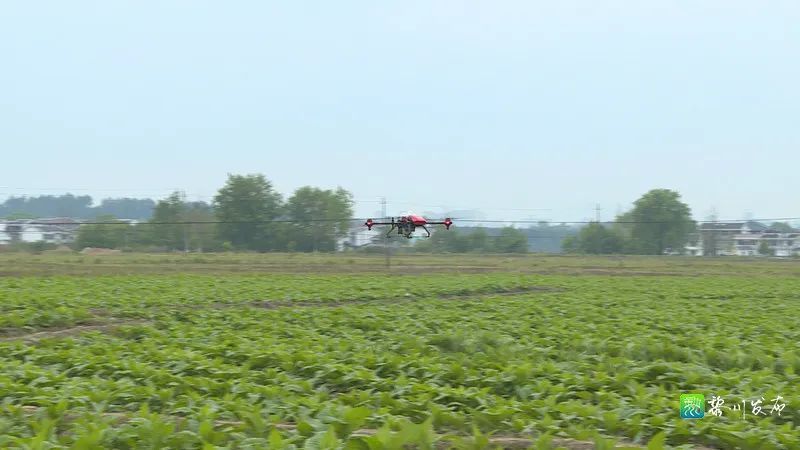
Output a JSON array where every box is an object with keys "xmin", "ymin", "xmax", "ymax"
[
  {"xmin": 94, "ymin": 198, "xmax": 156, "ymax": 220},
  {"xmin": 769, "ymin": 222, "xmax": 795, "ymax": 233},
  {"xmin": 416, "ymin": 229, "xmax": 465, "ymax": 253},
  {"xmin": 626, "ymin": 189, "xmax": 694, "ymax": 254},
  {"xmin": 466, "ymin": 227, "xmax": 490, "ymax": 253},
  {"xmin": 213, "ymin": 174, "xmax": 283, "ymax": 251},
  {"xmin": 413, "ymin": 227, "xmax": 528, "ymax": 254},
  {"xmin": 185, "ymin": 206, "xmax": 218, "ymax": 252},
  {"xmin": 563, "ymin": 222, "xmax": 624, "ymax": 254},
  {"xmin": 3, "ymin": 212, "xmax": 38, "ymax": 220},
  {"xmin": 284, "ymin": 186, "xmax": 354, "ymax": 252},
  {"xmin": 148, "ymin": 192, "xmax": 187, "ymax": 250},
  {"xmin": 0, "ymin": 194, "xmax": 93, "ymax": 218},
  {"xmin": 758, "ymin": 240, "xmax": 774, "ymax": 256},
  {"xmin": 0, "ymin": 194, "xmax": 158, "ymax": 219},
  {"xmin": 525, "ymin": 222, "xmax": 579, "ymax": 253},
  {"xmin": 561, "ymin": 235, "xmax": 578, "ymax": 253},
  {"xmin": 492, "ymin": 227, "xmax": 528, "ymax": 253},
  {"xmin": 75, "ymin": 215, "xmax": 127, "ymax": 249}
]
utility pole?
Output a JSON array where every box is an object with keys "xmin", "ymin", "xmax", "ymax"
[
  {"xmin": 381, "ymin": 197, "xmax": 390, "ymax": 269},
  {"xmin": 181, "ymin": 190, "xmax": 189, "ymax": 253},
  {"xmin": 594, "ymin": 204, "xmax": 602, "ymax": 223}
]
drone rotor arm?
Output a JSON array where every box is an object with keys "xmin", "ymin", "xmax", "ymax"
[
  {"xmin": 364, "ymin": 218, "xmax": 395, "ymax": 230},
  {"xmin": 425, "ymin": 218, "xmax": 454, "ymax": 230}
]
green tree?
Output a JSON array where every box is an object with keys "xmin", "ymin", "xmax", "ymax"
[
  {"xmin": 148, "ymin": 192, "xmax": 187, "ymax": 250},
  {"xmin": 492, "ymin": 227, "xmax": 528, "ymax": 253},
  {"xmin": 75, "ymin": 215, "xmax": 127, "ymax": 249},
  {"xmin": 563, "ymin": 222, "xmax": 624, "ymax": 254},
  {"xmin": 626, "ymin": 189, "xmax": 694, "ymax": 254},
  {"xmin": 414, "ymin": 227, "xmax": 527, "ymax": 254},
  {"xmin": 284, "ymin": 186, "xmax": 354, "ymax": 252},
  {"xmin": 213, "ymin": 174, "xmax": 283, "ymax": 251},
  {"xmin": 413, "ymin": 228, "xmax": 468, "ymax": 253},
  {"xmin": 0, "ymin": 194, "xmax": 93, "ymax": 218},
  {"xmin": 185, "ymin": 206, "xmax": 218, "ymax": 252},
  {"xmin": 561, "ymin": 235, "xmax": 578, "ymax": 253},
  {"xmin": 525, "ymin": 222, "xmax": 579, "ymax": 253},
  {"xmin": 466, "ymin": 227, "xmax": 490, "ymax": 253},
  {"xmin": 769, "ymin": 222, "xmax": 795, "ymax": 232},
  {"xmin": 94, "ymin": 198, "xmax": 155, "ymax": 220},
  {"xmin": 3, "ymin": 212, "xmax": 38, "ymax": 220},
  {"xmin": 758, "ymin": 240, "xmax": 774, "ymax": 256}
]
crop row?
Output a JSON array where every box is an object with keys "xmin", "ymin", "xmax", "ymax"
[{"xmin": 2, "ymin": 273, "xmax": 799, "ymax": 448}]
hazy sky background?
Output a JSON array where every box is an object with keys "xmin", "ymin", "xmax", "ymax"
[{"xmin": 1, "ymin": 1, "xmax": 798, "ymax": 223}]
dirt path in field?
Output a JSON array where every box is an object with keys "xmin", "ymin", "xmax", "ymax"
[
  {"xmin": 15, "ymin": 405, "xmax": 716, "ymax": 449},
  {"xmin": 0, "ymin": 320, "xmax": 150, "ymax": 343},
  {"xmin": 246, "ymin": 285, "xmax": 562, "ymax": 310}
]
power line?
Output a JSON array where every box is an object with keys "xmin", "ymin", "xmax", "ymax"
[
  {"xmin": 455, "ymin": 217, "xmax": 800, "ymax": 225},
  {"xmin": 2, "ymin": 230, "xmax": 578, "ymax": 239},
  {"xmin": 3, "ymin": 216, "xmax": 799, "ymax": 226}
]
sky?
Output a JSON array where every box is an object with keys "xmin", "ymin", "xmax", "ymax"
[{"xmin": 1, "ymin": 1, "xmax": 798, "ymax": 223}]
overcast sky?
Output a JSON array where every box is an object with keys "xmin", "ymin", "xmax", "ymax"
[{"xmin": 1, "ymin": 1, "xmax": 798, "ymax": 223}]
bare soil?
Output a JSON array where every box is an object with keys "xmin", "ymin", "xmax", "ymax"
[
  {"xmin": 246, "ymin": 286, "xmax": 562, "ymax": 310},
  {"xmin": 0, "ymin": 320, "xmax": 150, "ymax": 343}
]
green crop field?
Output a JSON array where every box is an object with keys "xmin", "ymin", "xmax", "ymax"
[{"xmin": 1, "ymin": 254, "xmax": 798, "ymax": 449}]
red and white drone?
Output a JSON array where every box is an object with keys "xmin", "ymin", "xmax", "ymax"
[{"xmin": 365, "ymin": 215, "xmax": 453, "ymax": 238}]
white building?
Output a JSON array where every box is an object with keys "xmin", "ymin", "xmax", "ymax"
[
  {"xmin": 0, "ymin": 223, "xmax": 12, "ymax": 245},
  {"xmin": 695, "ymin": 221, "xmax": 768, "ymax": 256},
  {"xmin": 338, "ymin": 221, "xmax": 382, "ymax": 250},
  {"xmin": 691, "ymin": 221, "xmax": 799, "ymax": 257},
  {"xmin": 0, "ymin": 218, "xmax": 80, "ymax": 245},
  {"xmin": 737, "ymin": 231, "xmax": 800, "ymax": 257}
]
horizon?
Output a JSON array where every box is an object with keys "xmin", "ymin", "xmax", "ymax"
[{"xmin": 1, "ymin": 189, "xmax": 799, "ymax": 228}]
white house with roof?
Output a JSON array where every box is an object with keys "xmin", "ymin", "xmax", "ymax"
[
  {"xmin": 692, "ymin": 221, "xmax": 799, "ymax": 257},
  {"xmin": 0, "ymin": 218, "xmax": 80, "ymax": 245}
]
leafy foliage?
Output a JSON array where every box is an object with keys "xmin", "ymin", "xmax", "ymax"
[
  {"xmin": 74, "ymin": 215, "xmax": 129, "ymax": 249},
  {"xmin": 284, "ymin": 187, "xmax": 354, "ymax": 252},
  {"xmin": 565, "ymin": 189, "xmax": 696, "ymax": 255},
  {"xmin": 562, "ymin": 222, "xmax": 623, "ymax": 254},
  {"xmin": 625, "ymin": 189, "xmax": 695, "ymax": 255},
  {"xmin": 414, "ymin": 227, "xmax": 528, "ymax": 253},
  {"xmin": 0, "ymin": 195, "xmax": 154, "ymax": 220},
  {"xmin": 1, "ymin": 266, "xmax": 798, "ymax": 448},
  {"xmin": 213, "ymin": 174, "xmax": 284, "ymax": 251}
]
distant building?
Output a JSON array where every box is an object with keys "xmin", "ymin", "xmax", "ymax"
[
  {"xmin": 694, "ymin": 221, "xmax": 766, "ymax": 256},
  {"xmin": 338, "ymin": 220, "xmax": 377, "ymax": 250},
  {"xmin": 737, "ymin": 231, "xmax": 800, "ymax": 257},
  {"xmin": 0, "ymin": 218, "xmax": 80, "ymax": 245},
  {"xmin": 692, "ymin": 221, "xmax": 799, "ymax": 257}
]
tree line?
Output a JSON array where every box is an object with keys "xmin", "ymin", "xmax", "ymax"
[
  {"xmin": 74, "ymin": 174, "xmax": 354, "ymax": 252},
  {"xmin": 11, "ymin": 185, "xmax": 787, "ymax": 255},
  {"xmin": 561, "ymin": 188, "xmax": 796, "ymax": 255},
  {"xmin": 562, "ymin": 189, "xmax": 695, "ymax": 255},
  {"xmin": 0, "ymin": 195, "xmax": 155, "ymax": 220},
  {"xmin": 410, "ymin": 227, "xmax": 529, "ymax": 253}
]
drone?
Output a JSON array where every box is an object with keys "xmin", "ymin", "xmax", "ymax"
[{"xmin": 365, "ymin": 215, "xmax": 453, "ymax": 238}]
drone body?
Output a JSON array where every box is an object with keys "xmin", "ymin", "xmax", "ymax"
[{"xmin": 365, "ymin": 215, "xmax": 453, "ymax": 238}]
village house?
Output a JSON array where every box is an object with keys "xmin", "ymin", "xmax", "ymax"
[
  {"xmin": 690, "ymin": 221, "xmax": 799, "ymax": 257},
  {"xmin": 0, "ymin": 218, "xmax": 80, "ymax": 246}
]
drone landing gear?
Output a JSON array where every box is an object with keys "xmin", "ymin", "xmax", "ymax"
[{"xmin": 420, "ymin": 225, "xmax": 431, "ymax": 237}]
